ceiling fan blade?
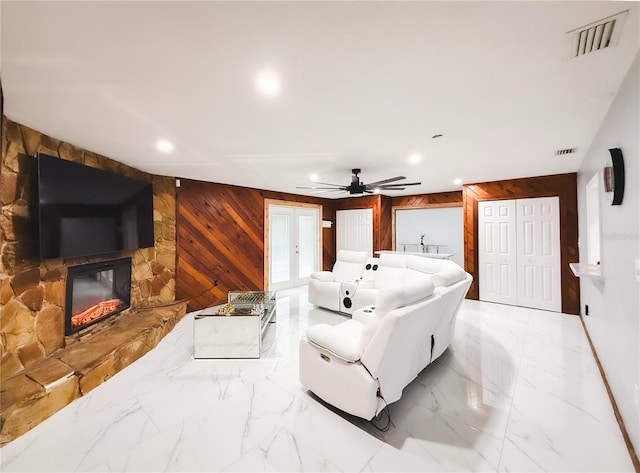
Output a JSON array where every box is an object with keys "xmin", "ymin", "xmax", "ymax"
[
  {"xmin": 296, "ymin": 186, "xmax": 346, "ymax": 190},
  {"xmin": 315, "ymin": 182, "xmax": 345, "ymax": 187},
  {"xmin": 365, "ymin": 176, "xmax": 407, "ymax": 186},
  {"xmin": 308, "ymin": 189, "xmax": 344, "ymax": 194},
  {"xmin": 377, "ymin": 181, "xmax": 421, "ymax": 187}
]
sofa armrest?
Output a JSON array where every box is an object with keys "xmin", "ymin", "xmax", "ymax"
[
  {"xmin": 306, "ymin": 324, "xmax": 363, "ymax": 362},
  {"xmin": 358, "ymin": 280, "xmax": 374, "ymax": 289},
  {"xmin": 310, "ymin": 271, "xmax": 336, "ymax": 282}
]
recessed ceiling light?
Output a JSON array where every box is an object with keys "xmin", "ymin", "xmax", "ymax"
[
  {"xmin": 255, "ymin": 69, "xmax": 281, "ymax": 97},
  {"xmin": 373, "ymin": 188, "xmax": 380, "ymax": 194},
  {"xmin": 156, "ymin": 139, "xmax": 174, "ymax": 153},
  {"xmin": 309, "ymin": 173, "xmax": 319, "ymax": 182},
  {"xmin": 408, "ymin": 153, "xmax": 422, "ymax": 165},
  {"xmin": 453, "ymin": 178, "xmax": 463, "ymax": 185}
]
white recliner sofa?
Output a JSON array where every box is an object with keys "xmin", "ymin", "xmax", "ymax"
[
  {"xmin": 308, "ymin": 250, "xmax": 369, "ymax": 312},
  {"xmin": 299, "ymin": 260, "xmax": 472, "ymax": 420},
  {"xmin": 310, "ymin": 252, "xmax": 467, "ymax": 315}
]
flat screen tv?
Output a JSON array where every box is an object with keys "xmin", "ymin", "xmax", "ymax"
[{"xmin": 37, "ymin": 153, "xmax": 155, "ymax": 260}]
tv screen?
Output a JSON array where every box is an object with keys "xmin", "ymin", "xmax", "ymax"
[{"xmin": 37, "ymin": 153, "xmax": 155, "ymax": 260}]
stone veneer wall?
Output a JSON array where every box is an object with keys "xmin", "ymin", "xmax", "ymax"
[{"xmin": 0, "ymin": 115, "xmax": 177, "ymax": 381}]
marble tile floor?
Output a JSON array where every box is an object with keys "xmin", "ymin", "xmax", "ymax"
[{"xmin": 1, "ymin": 287, "xmax": 634, "ymax": 472}]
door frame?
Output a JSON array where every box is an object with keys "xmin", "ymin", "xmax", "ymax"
[{"xmin": 264, "ymin": 199, "xmax": 322, "ymax": 291}]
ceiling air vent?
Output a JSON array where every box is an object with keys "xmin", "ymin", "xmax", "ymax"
[
  {"xmin": 555, "ymin": 148, "xmax": 577, "ymax": 156},
  {"xmin": 567, "ymin": 10, "xmax": 628, "ymax": 59}
]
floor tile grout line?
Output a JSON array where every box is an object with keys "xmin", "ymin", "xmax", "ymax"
[{"xmin": 494, "ymin": 310, "xmax": 530, "ymax": 472}]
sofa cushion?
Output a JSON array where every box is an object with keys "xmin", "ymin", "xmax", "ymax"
[
  {"xmin": 432, "ymin": 267, "xmax": 465, "ymax": 287},
  {"xmin": 337, "ymin": 250, "xmax": 369, "ymax": 264},
  {"xmin": 332, "ymin": 250, "xmax": 368, "ymax": 281},
  {"xmin": 404, "ymin": 268, "xmax": 433, "ymax": 284},
  {"xmin": 375, "ymin": 279, "xmax": 435, "ymax": 317},
  {"xmin": 407, "ymin": 255, "xmax": 459, "ymax": 274},
  {"xmin": 361, "ymin": 257, "xmax": 380, "ymax": 282},
  {"xmin": 374, "ymin": 253, "xmax": 409, "ymax": 289},
  {"xmin": 310, "ymin": 271, "xmax": 335, "ymax": 282},
  {"xmin": 379, "ymin": 253, "xmax": 408, "ymax": 268},
  {"xmin": 306, "ymin": 321, "xmax": 364, "ymax": 362}
]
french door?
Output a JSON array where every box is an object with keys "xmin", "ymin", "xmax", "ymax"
[{"xmin": 268, "ymin": 205, "xmax": 320, "ymax": 291}]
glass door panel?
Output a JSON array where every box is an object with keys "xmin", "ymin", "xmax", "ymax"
[
  {"xmin": 270, "ymin": 213, "xmax": 290, "ymax": 284},
  {"xmin": 298, "ymin": 214, "xmax": 317, "ymax": 281}
]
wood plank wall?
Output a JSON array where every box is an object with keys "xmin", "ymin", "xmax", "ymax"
[
  {"xmin": 379, "ymin": 196, "xmax": 393, "ymax": 250},
  {"xmin": 391, "ymin": 191, "xmax": 463, "ymax": 208},
  {"xmin": 176, "ymin": 179, "xmax": 335, "ymax": 311},
  {"xmin": 463, "ymin": 173, "xmax": 580, "ymax": 314}
]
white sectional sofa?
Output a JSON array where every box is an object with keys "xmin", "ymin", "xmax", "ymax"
[
  {"xmin": 300, "ymin": 257, "xmax": 472, "ymax": 420},
  {"xmin": 309, "ymin": 252, "xmax": 468, "ymax": 315}
]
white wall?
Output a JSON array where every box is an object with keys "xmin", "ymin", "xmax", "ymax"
[
  {"xmin": 577, "ymin": 52, "xmax": 639, "ymax": 452},
  {"xmin": 395, "ymin": 207, "xmax": 464, "ymax": 267}
]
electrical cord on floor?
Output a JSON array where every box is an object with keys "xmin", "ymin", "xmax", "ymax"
[{"xmin": 370, "ymin": 392, "xmax": 395, "ymax": 432}]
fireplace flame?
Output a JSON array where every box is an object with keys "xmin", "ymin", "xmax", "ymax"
[{"xmin": 72, "ymin": 299, "xmax": 123, "ymax": 327}]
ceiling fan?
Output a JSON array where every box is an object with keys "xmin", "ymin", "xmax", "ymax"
[{"xmin": 297, "ymin": 168, "xmax": 421, "ymax": 195}]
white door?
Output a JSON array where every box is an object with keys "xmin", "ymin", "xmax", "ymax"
[
  {"xmin": 269, "ymin": 206, "xmax": 319, "ymax": 291},
  {"xmin": 478, "ymin": 200, "xmax": 518, "ymax": 305},
  {"xmin": 516, "ymin": 197, "xmax": 561, "ymax": 312},
  {"xmin": 336, "ymin": 209, "xmax": 373, "ymax": 256}
]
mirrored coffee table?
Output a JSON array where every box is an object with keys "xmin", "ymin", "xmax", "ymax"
[{"xmin": 194, "ymin": 291, "xmax": 276, "ymax": 359}]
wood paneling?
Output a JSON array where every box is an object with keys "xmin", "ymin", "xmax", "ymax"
[
  {"xmin": 463, "ymin": 174, "xmax": 579, "ymax": 314},
  {"xmin": 391, "ymin": 191, "xmax": 463, "ymax": 208},
  {"xmin": 176, "ymin": 179, "xmax": 335, "ymax": 310},
  {"xmin": 379, "ymin": 196, "xmax": 393, "ymax": 250}
]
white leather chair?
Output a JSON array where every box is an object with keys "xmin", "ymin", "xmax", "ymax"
[{"xmin": 308, "ymin": 250, "xmax": 368, "ymax": 312}]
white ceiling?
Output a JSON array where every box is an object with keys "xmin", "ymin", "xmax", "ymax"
[{"xmin": 2, "ymin": 1, "xmax": 639, "ymax": 198}]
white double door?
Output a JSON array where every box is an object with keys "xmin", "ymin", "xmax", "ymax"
[
  {"xmin": 336, "ymin": 209, "xmax": 373, "ymax": 256},
  {"xmin": 269, "ymin": 205, "xmax": 320, "ymax": 291},
  {"xmin": 478, "ymin": 197, "xmax": 561, "ymax": 312}
]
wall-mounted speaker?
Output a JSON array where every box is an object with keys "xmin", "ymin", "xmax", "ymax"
[{"xmin": 603, "ymin": 148, "xmax": 625, "ymax": 206}]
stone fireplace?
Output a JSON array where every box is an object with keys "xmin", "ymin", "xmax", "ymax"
[
  {"xmin": 1, "ymin": 117, "xmax": 184, "ymax": 446},
  {"xmin": 65, "ymin": 258, "xmax": 132, "ymax": 335}
]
